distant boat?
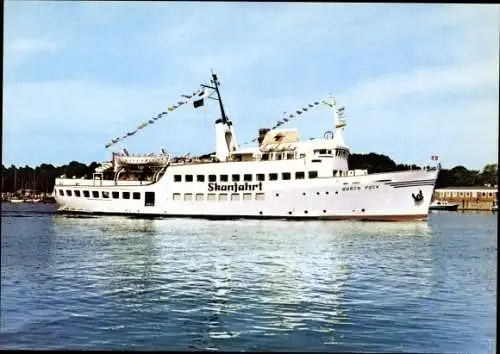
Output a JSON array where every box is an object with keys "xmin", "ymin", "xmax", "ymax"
[
  {"xmin": 492, "ymin": 204, "xmax": 498, "ymax": 212},
  {"xmin": 429, "ymin": 200, "xmax": 459, "ymax": 211},
  {"xmin": 10, "ymin": 198, "xmax": 25, "ymax": 203}
]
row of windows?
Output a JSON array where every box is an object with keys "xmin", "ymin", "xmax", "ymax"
[
  {"xmin": 173, "ymin": 192, "xmax": 265, "ymax": 202},
  {"xmin": 437, "ymin": 191, "xmax": 495, "ymax": 198},
  {"xmin": 58, "ymin": 189, "xmax": 141, "ymax": 200},
  {"xmin": 174, "ymin": 171, "xmax": 318, "ymax": 183}
]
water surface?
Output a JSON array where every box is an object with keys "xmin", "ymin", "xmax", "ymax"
[{"xmin": 1, "ymin": 204, "xmax": 497, "ymax": 352}]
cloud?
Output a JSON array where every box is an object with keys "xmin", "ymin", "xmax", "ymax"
[
  {"xmin": 339, "ymin": 59, "xmax": 498, "ymax": 109},
  {"xmin": 5, "ymin": 37, "xmax": 60, "ymax": 63}
]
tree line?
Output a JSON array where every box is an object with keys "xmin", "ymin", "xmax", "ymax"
[{"xmin": 1, "ymin": 153, "xmax": 497, "ymax": 194}]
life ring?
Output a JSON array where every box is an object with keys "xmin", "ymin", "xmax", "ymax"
[{"xmin": 412, "ymin": 190, "xmax": 424, "ymax": 202}]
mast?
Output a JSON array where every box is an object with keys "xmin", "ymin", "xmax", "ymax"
[{"xmin": 202, "ymin": 70, "xmax": 229, "ymax": 125}]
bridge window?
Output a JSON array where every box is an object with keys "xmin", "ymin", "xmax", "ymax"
[
  {"xmin": 133, "ymin": 192, "xmax": 140, "ymax": 200},
  {"xmin": 308, "ymin": 171, "xmax": 318, "ymax": 179},
  {"xmin": 92, "ymin": 191, "xmax": 99, "ymax": 198},
  {"xmin": 74, "ymin": 190, "xmax": 81, "ymax": 197},
  {"xmin": 232, "ymin": 174, "xmax": 240, "ymax": 182},
  {"xmin": 257, "ymin": 174, "xmax": 265, "ymax": 181},
  {"xmin": 207, "ymin": 193, "xmax": 216, "ymax": 201},
  {"xmin": 184, "ymin": 193, "xmax": 193, "ymax": 201},
  {"xmin": 83, "ymin": 190, "xmax": 90, "ymax": 198},
  {"xmin": 269, "ymin": 173, "xmax": 278, "ymax": 181},
  {"xmin": 102, "ymin": 191, "xmax": 109, "ymax": 199},
  {"xmin": 123, "ymin": 192, "xmax": 130, "ymax": 199},
  {"xmin": 174, "ymin": 175, "xmax": 182, "ymax": 182},
  {"xmin": 195, "ymin": 193, "xmax": 204, "ymax": 201},
  {"xmin": 66, "ymin": 190, "xmax": 72, "ymax": 197},
  {"xmin": 244, "ymin": 174, "xmax": 252, "ymax": 182},
  {"xmin": 262, "ymin": 153, "xmax": 269, "ymax": 161},
  {"xmin": 112, "ymin": 191, "xmax": 119, "ymax": 199},
  {"xmin": 282, "ymin": 172, "xmax": 291, "ymax": 180},
  {"xmin": 209, "ymin": 174, "xmax": 217, "ymax": 182},
  {"xmin": 185, "ymin": 175, "xmax": 193, "ymax": 182},
  {"xmin": 173, "ymin": 193, "xmax": 181, "ymax": 201},
  {"xmin": 197, "ymin": 175, "xmax": 205, "ymax": 182},
  {"xmin": 286, "ymin": 152, "xmax": 294, "ymax": 160},
  {"xmin": 58, "ymin": 189, "xmax": 64, "ymax": 196},
  {"xmin": 220, "ymin": 174, "xmax": 228, "ymax": 182},
  {"xmin": 255, "ymin": 193, "xmax": 265, "ymax": 201}
]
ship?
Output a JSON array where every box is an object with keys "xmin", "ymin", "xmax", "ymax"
[
  {"xmin": 54, "ymin": 72, "xmax": 440, "ymax": 221},
  {"xmin": 429, "ymin": 200, "xmax": 459, "ymax": 211}
]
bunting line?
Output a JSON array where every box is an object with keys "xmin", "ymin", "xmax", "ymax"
[
  {"xmin": 104, "ymin": 88, "xmax": 210, "ymax": 149},
  {"xmin": 241, "ymin": 98, "xmax": 339, "ymax": 145}
]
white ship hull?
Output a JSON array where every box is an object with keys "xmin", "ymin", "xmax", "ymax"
[{"xmin": 54, "ymin": 169, "xmax": 438, "ymax": 221}]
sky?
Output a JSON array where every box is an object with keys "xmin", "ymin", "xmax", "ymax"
[{"xmin": 3, "ymin": 1, "xmax": 499, "ymax": 170}]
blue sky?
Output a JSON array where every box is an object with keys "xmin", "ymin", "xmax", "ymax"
[{"xmin": 3, "ymin": 2, "xmax": 499, "ymax": 170}]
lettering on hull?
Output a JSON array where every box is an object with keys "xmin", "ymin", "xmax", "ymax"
[{"xmin": 208, "ymin": 182, "xmax": 263, "ymax": 192}]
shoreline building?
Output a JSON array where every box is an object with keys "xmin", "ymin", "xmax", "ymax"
[{"xmin": 433, "ymin": 186, "xmax": 497, "ymax": 210}]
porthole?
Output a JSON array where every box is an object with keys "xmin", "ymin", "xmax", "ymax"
[
  {"xmin": 304, "ymin": 210, "xmax": 308, "ymax": 214},
  {"xmin": 259, "ymin": 211, "xmax": 263, "ymax": 215},
  {"xmin": 361, "ymin": 208, "xmax": 366, "ymax": 212},
  {"xmin": 288, "ymin": 211, "xmax": 292, "ymax": 215},
  {"xmin": 275, "ymin": 193, "xmax": 279, "ymax": 197},
  {"xmin": 323, "ymin": 209, "xmax": 327, "ymax": 213},
  {"xmin": 302, "ymin": 192, "xmax": 306, "ymax": 196},
  {"xmin": 335, "ymin": 191, "xmax": 338, "ymax": 194},
  {"xmin": 316, "ymin": 192, "xmax": 320, "ymax": 195},
  {"xmin": 325, "ymin": 191, "xmax": 329, "ymax": 195}
]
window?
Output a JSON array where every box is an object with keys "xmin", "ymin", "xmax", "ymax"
[
  {"xmin": 231, "ymin": 193, "xmax": 240, "ymax": 201},
  {"xmin": 173, "ymin": 193, "xmax": 181, "ymax": 201},
  {"xmin": 244, "ymin": 174, "xmax": 252, "ymax": 182},
  {"xmin": 66, "ymin": 190, "xmax": 72, "ymax": 197},
  {"xmin": 255, "ymin": 193, "xmax": 265, "ymax": 201},
  {"xmin": 269, "ymin": 173, "xmax": 278, "ymax": 181},
  {"xmin": 83, "ymin": 190, "xmax": 90, "ymax": 198},
  {"xmin": 58, "ymin": 189, "xmax": 64, "ymax": 196},
  {"xmin": 174, "ymin": 175, "xmax": 182, "ymax": 182},
  {"xmin": 295, "ymin": 171, "xmax": 305, "ymax": 179},
  {"xmin": 308, "ymin": 171, "xmax": 318, "ymax": 179},
  {"xmin": 195, "ymin": 193, "xmax": 204, "ymax": 201},
  {"xmin": 184, "ymin": 193, "xmax": 193, "ymax": 201},
  {"xmin": 92, "ymin": 191, "xmax": 99, "ymax": 198},
  {"xmin": 123, "ymin": 192, "xmax": 130, "ymax": 199},
  {"xmin": 207, "ymin": 193, "xmax": 216, "ymax": 201},
  {"xmin": 185, "ymin": 175, "xmax": 193, "ymax": 182},
  {"xmin": 112, "ymin": 191, "xmax": 119, "ymax": 199},
  {"xmin": 219, "ymin": 193, "xmax": 228, "ymax": 201},
  {"xmin": 133, "ymin": 192, "xmax": 140, "ymax": 200},
  {"xmin": 257, "ymin": 173, "xmax": 265, "ymax": 181},
  {"xmin": 286, "ymin": 152, "xmax": 294, "ymax": 160},
  {"xmin": 282, "ymin": 172, "xmax": 291, "ymax": 180},
  {"xmin": 197, "ymin": 175, "xmax": 205, "ymax": 182},
  {"xmin": 232, "ymin": 174, "xmax": 240, "ymax": 182},
  {"xmin": 74, "ymin": 190, "xmax": 81, "ymax": 197},
  {"xmin": 102, "ymin": 191, "xmax": 109, "ymax": 198},
  {"xmin": 209, "ymin": 174, "xmax": 217, "ymax": 182},
  {"xmin": 220, "ymin": 174, "xmax": 228, "ymax": 182},
  {"xmin": 243, "ymin": 193, "xmax": 252, "ymax": 201},
  {"xmin": 262, "ymin": 154, "xmax": 269, "ymax": 161},
  {"xmin": 145, "ymin": 192, "xmax": 155, "ymax": 206}
]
